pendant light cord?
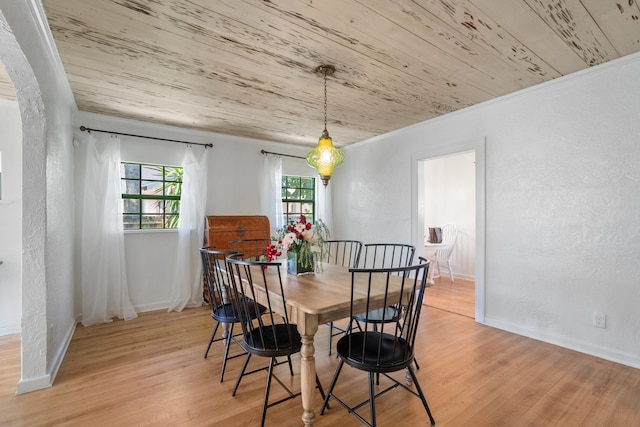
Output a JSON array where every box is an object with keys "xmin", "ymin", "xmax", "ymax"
[{"xmin": 323, "ymin": 68, "xmax": 328, "ymax": 131}]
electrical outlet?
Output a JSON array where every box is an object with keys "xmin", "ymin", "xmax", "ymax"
[{"xmin": 593, "ymin": 312, "xmax": 606, "ymax": 329}]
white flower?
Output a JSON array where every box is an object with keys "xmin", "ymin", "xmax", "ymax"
[{"xmin": 281, "ymin": 232, "xmax": 297, "ymax": 250}]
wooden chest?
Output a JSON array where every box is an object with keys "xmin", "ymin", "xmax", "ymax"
[
  {"xmin": 203, "ymin": 215, "xmax": 271, "ymax": 251},
  {"xmin": 202, "ymin": 215, "xmax": 271, "ymax": 303}
]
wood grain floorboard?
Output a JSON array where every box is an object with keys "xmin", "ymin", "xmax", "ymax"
[{"xmin": 1, "ymin": 286, "xmax": 639, "ymax": 426}]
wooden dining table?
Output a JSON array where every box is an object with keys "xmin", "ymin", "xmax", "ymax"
[{"xmin": 232, "ymin": 261, "xmax": 413, "ymax": 426}]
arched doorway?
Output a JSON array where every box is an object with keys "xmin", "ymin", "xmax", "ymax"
[{"xmin": 0, "ymin": 8, "xmax": 49, "ymax": 394}]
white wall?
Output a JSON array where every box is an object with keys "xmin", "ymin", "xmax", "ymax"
[
  {"xmin": 1, "ymin": 0, "xmax": 77, "ymax": 393},
  {"xmin": 333, "ymin": 53, "xmax": 640, "ymax": 368},
  {"xmin": 74, "ymin": 111, "xmax": 313, "ymax": 311},
  {"xmin": 0, "ymin": 99, "xmax": 22, "ymax": 335},
  {"xmin": 423, "ymin": 151, "xmax": 476, "ymax": 280}
]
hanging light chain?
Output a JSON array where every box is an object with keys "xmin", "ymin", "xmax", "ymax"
[
  {"xmin": 316, "ymin": 64, "xmax": 334, "ymax": 133},
  {"xmin": 323, "ymin": 67, "xmax": 328, "ymax": 130}
]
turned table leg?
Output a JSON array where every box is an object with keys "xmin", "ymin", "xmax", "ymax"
[{"xmin": 297, "ymin": 314, "xmax": 319, "ymax": 426}]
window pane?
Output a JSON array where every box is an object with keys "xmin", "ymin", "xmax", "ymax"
[
  {"xmin": 301, "ymin": 178, "xmax": 314, "ymax": 189},
  {"xmin": 165, "ymin": 215, "xmax": 179, "ymax": 228},
  {"xmin": 164, "ymin": 181, "xmax": 182, "ymax": 197},
  {"xmin": 285, "ymin": 176, "xmax": 299, "ymax": 187},
  {"xmin": 121, "ymin": 179, "xmax": 140, "ymax": 195},
  {"xmin": 165, "ymin": 200, "xmax": 180, "ymax": 215},
  {"xmin": 141, "ymin": 180, "xmax": 162, "ymax": 195},
  {"xmin": 123, "ymin": 215, "xmax": 139, "ymax": 229},
  {"xmin": 289, "ymin": 202, "xmax": 301, "ymax": 214},
  {"xmin": 301, "ymin": 189, "xmax": 314, "ymax": 200},
  {"xmin": 285, "ymin": 188, "xmax": 298, "ymax": 200},
  {"xmin": 141, "ymin": 165, "xmax": 163, "ymax": 181},
  {"xmin": 123, "ymin": 199, "xmax": 139, "ymax": 214},
  {"xmin": 164, "ymin": 166, "xmax": 181, "ymax": 182},
  {"xmin": 122, "ymin": 163, "xmax": 140, "ymax": 179},
  {"xmin": 141, "ymin": 215, "xmax": 163, "ymax": 229},
  {"xmin": 301, "ymin": 203, "xmax": 313, "ymax": 215},
  {"xmin": 142, "ymin": 199, "xmax": 164, "ymax": 214}
]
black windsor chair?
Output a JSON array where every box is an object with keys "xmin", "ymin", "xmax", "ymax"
[
  {"xmin": 225, "ymin": 253, "xmax": 327, "ymax": 427},
  {"xmin": 228, "ymin": 238, "xmax": 272, "ymax": 261},
  {"xmin": 320, "ymin": 239, "xmax": 363, "ymax": 355},
  {"xmin": 320, "ymin": 261, "xmax": 435, "ymax": 427},
  {"xmin": 354, "ymin": 243, "xmax": 418, "ymax": 382},
  {"xmin": 200, "ymin": 247, "xmax": 267, "ymax": 382},
  {"xmin": 353, "ymin": 243, "xmax": 416, "ymax": 331}
]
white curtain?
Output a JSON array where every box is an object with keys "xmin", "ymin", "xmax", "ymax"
[
  {"xmin": 168, "ymin": 146, "xmax": 209, "ymax": 312},
  {"xmin": 79, "ymin": 133, "xmax": 137, "ymax": 326},
  {"xmin": 317, "ymin": 182, "xmax": 333, "ymax": 235},
  {"xmin": 261, "ymin": 153, "xmax": 283, "ymax": 232}
]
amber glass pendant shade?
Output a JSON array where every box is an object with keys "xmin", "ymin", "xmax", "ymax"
[{"xmin": 306, "ymin": 129, "xmax": 344, "ymax": 187}]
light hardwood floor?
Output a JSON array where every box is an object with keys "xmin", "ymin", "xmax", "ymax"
[
  {"xmin": 424, "ymin": 276, "xmax": 475, "ymax": 319},
  {"xmin": 1, "ymin": 287, "xmax": 639, "ymax": 426}
]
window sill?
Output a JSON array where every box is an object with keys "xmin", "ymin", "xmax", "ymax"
[{"xmin": 124, "ymin": 228, "xmax": 179, "ymax": 234}]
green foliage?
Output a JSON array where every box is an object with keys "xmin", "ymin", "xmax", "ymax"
[{"xmin": 150, "ymin": 165, "xmax": 183, "ymax": 228}]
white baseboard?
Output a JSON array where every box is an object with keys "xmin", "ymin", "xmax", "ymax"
[
  {"xmin": 0, "ymin": 324, "xmax": 21, "ymax": 336},
  {"xmin": 483, "ymin": 316, "xmax": 640, "ymax": 370},
  {"xmin": 16, "ymin": 316, "xmax": 78, "ymax": 395},
  {"xmin": 133, "ymin": 300, "xmax": 173, "ymax": 313},
  {"xmin": 16, "ymin": 374, "xmax": 52, "ymax": 394},
  {"xmin": 48, "ymin": 318, "xmax": 77, "ymax": 386},
  {"xmin": 432, "ymin": 272, "xmax": 475, "ymax": 282}
]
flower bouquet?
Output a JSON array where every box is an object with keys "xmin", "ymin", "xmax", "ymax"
[{"xmin": 264, "ymin": 215, "xmax": 329, "ymax": 275}]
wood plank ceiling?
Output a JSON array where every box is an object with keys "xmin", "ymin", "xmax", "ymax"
[{"xmin": 2, "ymin": 0, "xmax": 640, "ymax": 147}]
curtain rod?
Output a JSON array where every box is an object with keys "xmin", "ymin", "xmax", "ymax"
[
  {"xmin": 79, "ymin": 126, "xmax": 213, "ymax": 148},
  {"xmin": 260, "ymin": 149, "xmax": 305, "ymax": 160}
]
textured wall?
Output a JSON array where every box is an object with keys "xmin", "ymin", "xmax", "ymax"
[
  {"xmin": 1, "ymin": 1, "xmax": 77, "ymax": 392},
  {"xmin": 0, "ymin": 100, "xmax": 22, "ymax": 335},
  {"xmin": 333, "ymin": 53, "xmax": 640, "ymax": 368}
]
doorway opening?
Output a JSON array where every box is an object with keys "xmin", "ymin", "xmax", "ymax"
[
  {"xmin": 411, "ymin": 137, "xmax": 485, "ymax": 323},
  {"xmin": 422, "ymin": 151, "xmax": 475, "ymax": 318}
]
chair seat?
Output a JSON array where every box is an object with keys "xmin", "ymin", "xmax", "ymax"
[
  {"xmin": 212, "ymin": 299, "xmax": 266, "ymax": 324},
  {"xmin": 354, "ymin": 306, "xmax": 399, "ymax": 324},
  {"xmin": 336, "ymin": 331, "xmax": 413, "ymax": 372},
  {"xmin": 242, "ymin": 324, "xmax": 302, "ymax": 357}
]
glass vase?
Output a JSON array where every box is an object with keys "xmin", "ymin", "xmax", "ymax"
[{"xmin": 287, "ymin": 251, "xmax": 315, "ymax": 275}]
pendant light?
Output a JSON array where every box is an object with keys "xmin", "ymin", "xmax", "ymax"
[{"xmin": 306, "ymin": 64, "xmax": 344, "ymax": 187}]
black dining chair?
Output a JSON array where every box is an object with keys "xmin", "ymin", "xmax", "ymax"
[
  {"xmin": 354, "ymin": 243, "xmax": 417, "ymax": 382},
  {"xmin": 225, "ymin": 253, "xmax": 327, "ymax": 427},
  {"xmin": 200, "ymin": 247, "xmax": 267, "ymax": 382},
  {"xmin": 358, "ymin": 243, "xmax": 415, "ymax": 270},
  {"xmin": 320, "ymin": 261, "xmax": 435, "ymax": 427},
  {"xmin": 353, "ymin": 243, "xmax": 415, "ymax": 330},
  {"xmin": 228, "ymin": 238, "xmax": 272, "ymax": 261},
  {"xmin": 320, "ymin": 239, "xmax": 363, "ymax": 355}
]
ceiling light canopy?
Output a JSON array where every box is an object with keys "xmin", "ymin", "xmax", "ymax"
[{"xmin": 306, "ymin": 64, "xmax": 344, "ymax": 187}]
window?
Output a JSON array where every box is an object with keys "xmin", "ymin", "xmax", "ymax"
[
  {"xmin": 120, "ymin": 162, "xmax": 183, "ymax": 229},
  {"xmin": 281, "ymin": 175, "xmax": 315, "ymax": 225}
]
